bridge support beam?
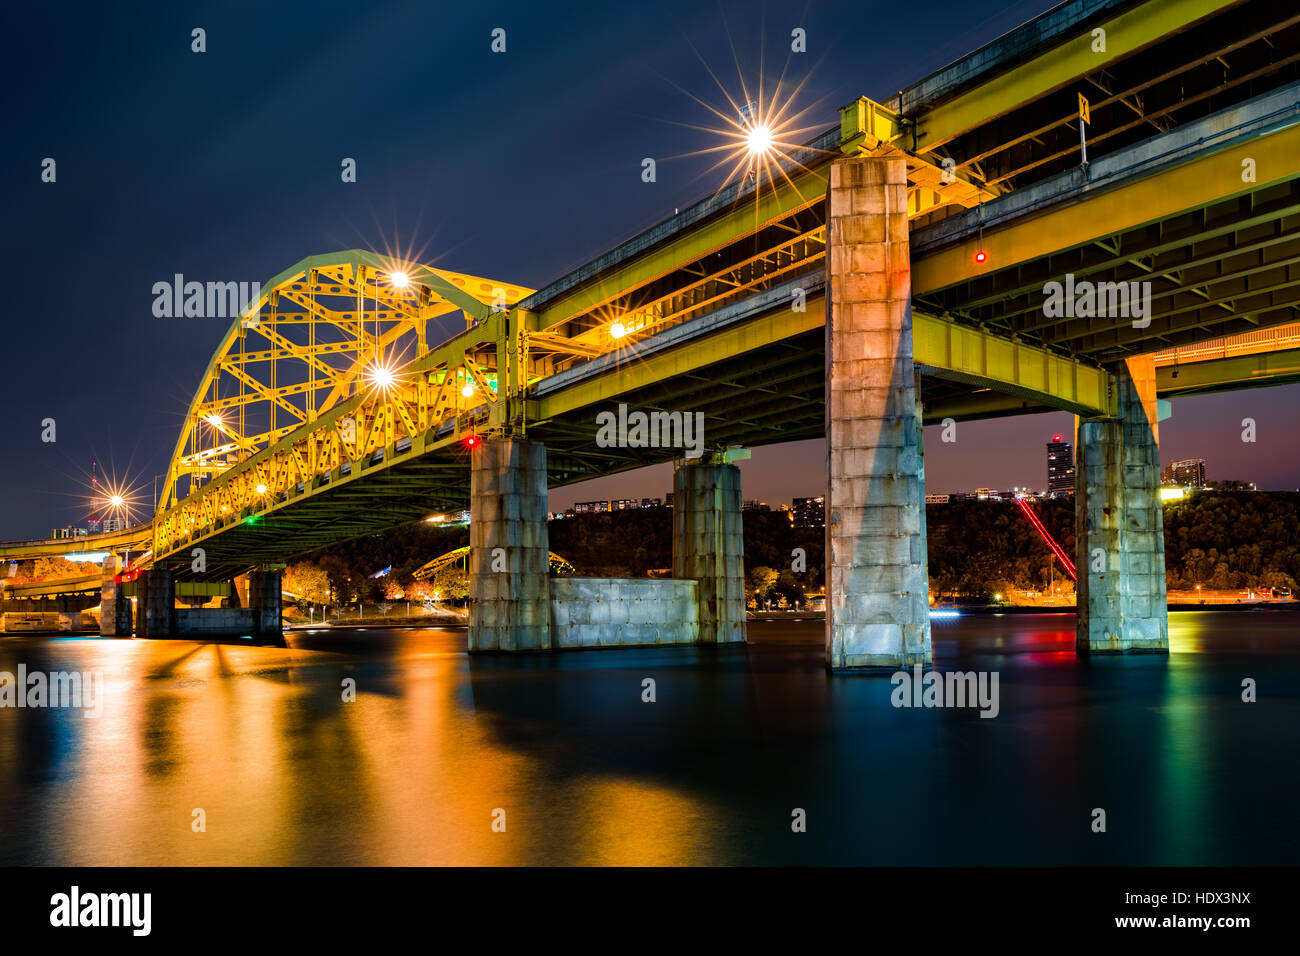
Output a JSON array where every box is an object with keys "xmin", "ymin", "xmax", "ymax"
[
  {"xmin": 1075, "ymin": 357, "xmax": 1168, "ymax": 654},
  {"xmin": 672, "ymin": 460, "xmax": 746, "ymax": 644},
  {"xmin": 469, "ymin": 438, "xmax": 551, "ymax": 652},
  {"xmin": 824, "ymin": 155, "xmax": 931, "ymax": 671},
  {"xmin": 98, "ymin": 555, "xmax": 132, "ymax": 637},
  {"xmin": 135, "ymin": 568, "xmax": 175, "ymax": 638}
]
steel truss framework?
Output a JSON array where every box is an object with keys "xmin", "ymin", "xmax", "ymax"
[{"xmin": 111, "ymin": 0, "xmax": 1300, "ymax": 578}]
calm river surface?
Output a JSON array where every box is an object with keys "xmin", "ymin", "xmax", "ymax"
[{"xmin": 1, "ymin": 609, "xmax": 1297, "ymax": 865}]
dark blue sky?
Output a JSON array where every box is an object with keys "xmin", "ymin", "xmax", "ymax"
[{"xmin": 2, "ymin": 0, "xmax": 1295, "ymax": 538}]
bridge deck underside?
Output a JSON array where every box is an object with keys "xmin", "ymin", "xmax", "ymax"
[
  {"xmin": 915, "ymin": 176, "xmax": 1300, "ymax": 362},
  {"xmin": 156, "ymin": 455, "xmax": 473, "ymax": 580}
]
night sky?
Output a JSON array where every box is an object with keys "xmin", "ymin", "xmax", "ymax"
[{"xmin": 3, "ymin": 0, "xmax": 1296, "ymax": 540}]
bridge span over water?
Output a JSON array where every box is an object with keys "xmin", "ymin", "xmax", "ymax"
[{"xmin": 4, "ymin": 0, "xmax": 1298, "ymax": 666}]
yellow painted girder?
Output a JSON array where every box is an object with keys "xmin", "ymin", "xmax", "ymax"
[
  {"xmin": 534, "ymin": 169, "xmax": 828, "ymax": 331},
  {"xmin": 1155, "ymin": 347, "xmax": 1300, "ymax": 394},
  {"xmin": 912, "ymin": 309, "xmax": 1115, "ymax": 417},
  {"xmin": 913, "ymin": 120, "xmax": 1300, "ymax": 295},
  {"xmin": 533, "ymin": 294, "xmax": 1116, "ymax": 423},
  {"xmin": 912, "ymin": 0, "xmax": 1246, "ymax": 151},
  {"xmin": 534, "ymin": 300, "xmax": 824, "ymax": 420}
]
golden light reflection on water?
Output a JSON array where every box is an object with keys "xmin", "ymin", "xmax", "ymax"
[
  {"xmin": 3, "ymin": 611, "xmax": 1297, "ymax": 866},
  {"xmin": 8, "ymin": 634, "xmax": 713, "ymax": 865},
  {"xmin": 543, "ymin": 778, "xmax": 717, "ymax": 866}
]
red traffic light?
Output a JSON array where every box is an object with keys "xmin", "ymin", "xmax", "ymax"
[
  {"xmin": 462, "ymin": 434, "xmax": 479, "ymax": 450},
  {"xmin": 974, "ymin": 250, "xmax": 987, "ymax": 264}
]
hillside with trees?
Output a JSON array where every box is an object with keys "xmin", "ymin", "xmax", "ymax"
[{"xmin": 283, "ymin": 492, "xmax": 1298, "ymax": 609}]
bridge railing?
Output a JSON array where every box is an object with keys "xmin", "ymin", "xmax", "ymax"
[{"xmin": 1152, "ymin": 323, "xmax": 1300, "ymax": 365}]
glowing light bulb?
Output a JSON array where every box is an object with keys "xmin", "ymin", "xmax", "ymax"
[
  {"xmin": 369, "ymin": 364, "xmax": 395, "ymax": 389},
  {"xmin": 975, "ymin": 250, "xmax": 987, "ymax": 264},
  {"xmin": 109, "ymin": 495, "xmax": 124, "ymax": 508},
  {"xmin": 462, "ymin": 383, "xmax": 475, "ymax": 398},
  {"xmin": 205, "ymin": 413, "xmax": 222, "ymax": 426},
  {"xmin": 256, "ymin": 483, "xmax": 268, "ymax": 495},
  {"xmin": 610, "ymin": 322, "xmax": 627, "ymax": 339},
  {"xmin": 389, "ymin": 271, "xmax": 410, "ymax": 288}
]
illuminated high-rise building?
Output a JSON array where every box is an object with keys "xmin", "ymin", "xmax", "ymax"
[
  {"xmin": 1167, "ymin": 458, "xmax": 1206, "ymax": 488},
  {"xmin": 1047, "ymin": 435, "xmax": 1075, "ymax": 496}
]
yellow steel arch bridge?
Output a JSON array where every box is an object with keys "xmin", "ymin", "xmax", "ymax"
[
  {"xmin": 413, "ymin": 548, "xmax": 575, "ymax": 581},
  {"xmin": 2, "ymin": 0, "xmax": 1298, "ymax": 584}
]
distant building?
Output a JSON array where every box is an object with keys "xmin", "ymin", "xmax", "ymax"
[
  {"xmin": 102, "ymin": 515, "xmax": 125, "ymax": 533},
  {"xmin": 742, "ymin": 500, "xmax": 770, "ymax": 511},
  {"xmin": 665, "ymin": 492, "xmax": 674, "ymax": 508},
  {"xmin": 50, "ymin": 526, "xmax": 89, "ymax": 539},
  {"xmin": 639, "ymin": 497, "xmax": 663, "ymax": 509},
  {"xmin": 791, "ymin": 496, "xmax": 825, "ymax": 528},
  {"xmin": 610, "ymin": 498, "xmax": 637, "ymax": 511},
  {"xmin": 973, "ymin": 488, "xmax": 996, "ymax": 500},
  {"xmin": 1166, "ymin": 458, "xmax": 1206, "ymax": 489},
  {"xmin": 1047, "ymin": 435, "xmax": 1075, "ymax": 496},
  {"xmin": 573, "ymin": 500, "xmax": 611, "ymax": 514},
  {"xmin": 86, "ymin": 518, "xmax": 103, "ymax": 535},
  {"xmin": 925, "ymin": 494, "xmax": 950, "ymax": 504}
]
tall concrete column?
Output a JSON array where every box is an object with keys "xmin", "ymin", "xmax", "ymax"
[
  {"xmin": 248, "ymin": 570, "xmax": 283, "ymax": 639},
  {"xmin": 469, "ymin": 438, "xmax": 551, "ymax": 652},
  {"xmin": 824, "ymin": 155, "xmax": 931, "ymax": 671},
  {"xmin": 135, "ymin": 568, "xmax": 175, "ymax": 638},
  {"xmin": 1075, "ymin": 357, "xmax": 1168, "ymax": 653},
  {"xmin": 672, "ymin": 460, "xmax": 746, "ymax": 644},
  {"xmin": 98, "ymin": 555, "xmax": 132, "ymax": 637}
]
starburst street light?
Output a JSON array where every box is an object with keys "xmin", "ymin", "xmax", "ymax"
[
  {"xmin": 610, "ymin": 322, "xmax": 628, "ymax": 339},
  {"xmin": 745, "ymin": 122, "xmax": 773, "ymax": 156},
  {"xmin": 389, "ymin": 271, "xmax": 410, "ymax": 289},
  {"xmin": 367, "ymin": 363, "xmax": 397, "ymax": 391},
  {"xmin": 205, "ymin": 412, "xmax": 223, "ymax": 427},
  {"xmin": 655, "ymin": 43, "xmax": 831, "ymax": 207},
  {"xmin": 461, "ymin": 383, "xmax": 475, "ymax": 398},
  {"xmin": 82, "ymin": 469, "xmax": 143, "ymax": 527}
]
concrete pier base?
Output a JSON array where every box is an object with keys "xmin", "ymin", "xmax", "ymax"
[
  {"xmin": 98, "ymin": 555, "xmax": 132, "ymax": 636},
  {"xmin": 1076, "ymin": 357, "xmax": 1169, "ymax": 654},
  {"xmin": 249, "ymin": 569, "xmax": 283, "ymax": 640},
  {"xmin": 672, "ymin": 460, "xmax": 746, "ymax": 644},
  {"xmin": 824, "ymin": 156, "xmax": 931, "ymax": 671},
  {"xmin": 135, "ymin": 568, "xmax": 175, "ymax": 637},
  {"xmin": 469, "ymin": 438, "xmax": 551, "ymax": 652}
]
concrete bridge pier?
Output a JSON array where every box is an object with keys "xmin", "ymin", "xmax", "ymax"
[
  {"xmin": 98, "ymin": 555, "xmax": 133, "ymax": 637},
  {"xmin": 468, "ymin": 438, "xmax": 551, "ymax": 652},
  {"xmin": 1075, "ymin": 357, "xmax": 1169, "ymax": 654},
  {"xmin": 672, "ymin": 460, "xmax": 746, "ymax": 644},
  {"xmin": 824, "ymin": 155, "xmax": 931, "ymax": 671},
  {"xmin": 136, "ymin": 568, "xmax": 175, "ymax": 637},
  {"xmin": 249, "ymin": 569, "xmax": 283, "ymax": 640}
]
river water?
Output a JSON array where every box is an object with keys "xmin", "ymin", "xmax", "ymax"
[{"xmin": 1, "ymin": 609, "xmax": 1296, "ymax": 865}]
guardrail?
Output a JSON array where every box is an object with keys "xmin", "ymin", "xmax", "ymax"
[{"xmin": 1152, "ymin": 323, "xmax": 1300, "ymax": 365}]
